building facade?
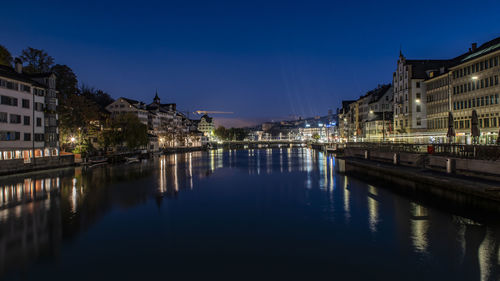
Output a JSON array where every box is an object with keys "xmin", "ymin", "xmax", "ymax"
[
  {"xmin": 450, "ymin": 40, "xmax": 500, "ymax": 144},
  {"xmin": 197, "ymin": 114, "xmax": 214, "ymax": 137},
  {"xmin": 0, "ymin": 61, "xmax": 59, "ymax": 162}
]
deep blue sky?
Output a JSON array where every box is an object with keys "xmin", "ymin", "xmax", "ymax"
[{"xmin": 2, "ymin": 0, "xmax": 500, "ymax": 127}]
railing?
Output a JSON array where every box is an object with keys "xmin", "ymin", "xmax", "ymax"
[{"xmin": 342, "ymin": 142, "xmax": 500, "ymax": 161}]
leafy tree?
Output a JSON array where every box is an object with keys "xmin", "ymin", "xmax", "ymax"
[
  {"xmin": 214, "ymin": 126, "xmax": 228, "ymax": 140},
  {"xmin": 312, "ymin": 133, "xmax": 321, "ymax": 140},
  {"xmin": 213, "ymin": 126, "xmax": 248, "ymax": 141},
  {"xmin": 0, "ymin": 45, "xmax": 13, "ymax": 66},
  {"xmin": 51, "ymin": 64, "xmax": 78, "ymax": 99},
  {"xmin": 109, "ymin": 113, "xmax": 148, "ymax": 150},
  {"xmin": 20, "ymin": 47, "xmax": 54, "ymax": 73},
  {"xmin": 80, "ymin": 84, "xmax": 114, "ymax": 110}
]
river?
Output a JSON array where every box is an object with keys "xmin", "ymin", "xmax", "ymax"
[{"xmin": 0, "ymin": 148, "xmax": 499, "ymax": 280}]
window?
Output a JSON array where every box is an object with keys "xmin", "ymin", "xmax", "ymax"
[
  {"xmin": 495, "ymin": 76, "xmax": 499, "ymax": 85},
  {"xmin": 484, "ymin": 118, "xmax": 490, "ymax": 128},
  {"xmin": 453, "ymin": 102, "xmax": 457, "ymax": 110},
  {"xmin": 496, "ymin": 94, "xmax": 499, "ymax": 104},
  {"xmin": 416, "ymin": 105, "xmax": 421, "ymax": 112},
  {"xmin": 36, "ymin": 117, "xmax": 42, "ymax": 127},
  {"xmin": 493, "ymin": 118, "xmax": 497, "ymax": 127},
  {"xmin": 22, "ymin": 99, "xmax": 30, "ymax": 108},
  {"xmin": 416, "ymin": 118, "xmax": 421, "ymax": 126},
  {"xmin": 416, "ymin": 93, "xmax": 421, "ymax": 100},
  {"xmin": 24, "ymin": 133, "xmax": 31, "ymax": 141},
  {"xmin": 34, "ymin": 102, "xmax": 44, "ymax": 111},
  {"xmin": 20, "ymin": 84, "xmax": 31, "ymax": 93},
  {"xmin": 1, "ymin": 95, "xmax": 18, "ymax": 106},
  {"xmin": 34, "ymin": 134, "xmax": 44, "ymax": 142},
  {"xmin": 405, "ymin": 119, "xmax": 408, "ymax": 127},
  {"xmin": 23, "ymin": 116, "xmax": 30, "ymax": 125},
  {"xmin": 0, "ymin": 131, "xmax": 20, "ymax": 141},
  {"xmin": 481, "ymin": 97, "xmax": 485, "ymax": 106},
  {"xmin": 0, "ymin": 112, "xmax": 7, "ymax": 123},
  {"xmin": 416, "ymin": 82, "xmax": 420, "ymax": 88},
  {"xmin": 10, "ymin": 114, "xmax": 21, "ymax": 124}
]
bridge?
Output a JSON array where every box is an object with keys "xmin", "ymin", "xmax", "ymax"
[{"xmin": 215, "ymin": 140, "xmax": 308, "ymax": 148}]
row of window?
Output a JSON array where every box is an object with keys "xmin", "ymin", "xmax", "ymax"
[
  {"xmin": 452, "ymin": 56, "xmax": 499, "ymax": 79},
  {"xmin": 427, "ymin": 90, "xmax": 448, "ymax": 103},
  {"xmin": 426, "ymin": 77, "xmax": 449, "ymax": 91},
  {"xmin": 453, "ymin": 75, "xmax": 499, "ymax": 94},
  {"xmin": 0, "ymin": 78, "xmax": 46, "ymax": 96},
  {"xmin": 428, "ymin": 103, "xmax": 448, "ymax": 115},
  {"xmin": 0, "ymin": 96, "xmax": 45, "ymax": 111},
  {"xmin": 428, "ymin": 118, "xmax": 449, "ymax": 130},
  {"xmin": 454, "ymin": 117, "xmax": 499, "ymax": 129},
  {"xmin": 0, "ymin": 112, "xmax": 42, "ymax": 126},
  {"xmin": 453, "ymin": 94, "xmax": 500, "ymax": 110},
  {"xmin": 0, "ymin": 131, "xmax": 45, "ymax": 141}
]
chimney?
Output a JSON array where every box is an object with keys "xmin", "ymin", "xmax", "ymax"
[
  {"xmin": 14, "ymin": 58, "xmax": 22, "ymax": 74},
  {"xmin": 471, "ymin": 43, "xmax": 477, "ymax": 51}
]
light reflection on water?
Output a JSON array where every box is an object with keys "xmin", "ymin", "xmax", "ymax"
[{"xmin": 0, "ymin": 148, "xmax": 499, "ymax": 281}]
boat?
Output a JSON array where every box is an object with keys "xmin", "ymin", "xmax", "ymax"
[
  {"xmin": 88, "ymin": 156, "xmax": 108, "ymax": 167},
  {"xmin": 125, "ymin": 156, "xmax": 140, "ymax": 164}
]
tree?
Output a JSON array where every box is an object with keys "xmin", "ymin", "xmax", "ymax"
[
  {"xmin": 312, "ymin": 133, "xmax": 321, "ymax": 140},
  {"xmin": 109, "ymin": 113, "xmax": 148, "ymax": 150},
  {"xmin": 51, "ymin": 64, "xmax": 78, "ymax": 99},
  {"xmin": 0, "ymin": 45, "xmax": 13, "ymax": 67},
  {"xmin": 20, "ymin": 47, "xmax": 54, "ymax": 73},
  {"xmin": 214, "ymin": 126, "xmax": 229, "ymax": 140},
  {"xmin": 80, "ymin": 84, "xmax": 114, "ymax": 110}
]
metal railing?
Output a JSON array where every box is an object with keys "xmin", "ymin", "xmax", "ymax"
[{"xmin": 342, "ymin": 142, "xmax": 500, "ymax": 161}]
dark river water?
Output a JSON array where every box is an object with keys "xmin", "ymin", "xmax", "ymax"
[{"xmin": 0, "ymin": 148, "xmax": 499, "ymax": 281}]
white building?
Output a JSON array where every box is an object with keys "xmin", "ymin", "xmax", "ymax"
[
  {"xmin": 197, "ymin": 114, "xmax": 214, "ymax": 137},
  {"xmin": 0, "ymin": 60, "xmax": 59, "ymax": 162},
  {"xmin": 105, "ymin": 97, "xmax": 149, "ymax": 125}
]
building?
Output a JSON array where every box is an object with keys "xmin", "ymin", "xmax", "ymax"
[
  {"xmin": 0, "ymin": 60, "xmax": 59, "ymax": 163},
  {"xmin": 197, "ymin": 114, "xmax": 214, "ymax": 137},
  {"xmin": 450, "ymin": 39, "xmax": 500, "ymax": 144},
  {"xmin": 105, "ymin": 97, "xmax": 149, "ymax": 125},
  {"xmin": 424, "ymin": 69, "xmax": 452, "ymax": 143},
  {"xmin": 365, "ymin": 85, "xmax": 393, "ymax": 141},
  {"xmin": 393, "ymin": 52, "xmax": 451, "ymax": 142},
  {"xmin": 337, "ymin": 100, "xmax": 356, "ymax": 142}
]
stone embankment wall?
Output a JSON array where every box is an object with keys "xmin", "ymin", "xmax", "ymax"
[
  {"xmin": 0, "ymin": 155, "xmax": 75, "ymax": 176},
  {"xmin": 343, "ymin": 147, "xmax": 500, "ymax": 180}
]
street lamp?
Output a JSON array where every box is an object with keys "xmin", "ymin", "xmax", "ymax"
[{"xmin": 70, "ymin": 137, "xmax": 76, "ymax": 143}]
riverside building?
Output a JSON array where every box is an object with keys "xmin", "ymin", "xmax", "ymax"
[
  {"xmin": 0, "ymin": 60, "xmax": 59, "ymax": 163},
  {"xmin": 450, "ymin": 39, "xmax": 500, "ymax": 144},
  {"xmin": 392, "ymin": 52, "xmax": 452, "ymax": 143}
]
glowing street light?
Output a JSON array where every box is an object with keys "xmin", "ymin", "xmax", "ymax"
[
  {"xmin": 70, "ymin": 137, "xmax": 76, "ymax": 143},
  {"xmin": 472, "ymin": 76, "xmax": 478, "ymax": 80}
]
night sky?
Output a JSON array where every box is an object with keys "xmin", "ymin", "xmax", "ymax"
[{"xmin": 2, "ymin": 0, "xmax": 500, "ymax": 127}]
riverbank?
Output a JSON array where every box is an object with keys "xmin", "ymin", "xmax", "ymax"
[
  {"xmin": 0, "ymin": 146, "xmax": 209, "ymax": 177},
  {"xmin": 0, "ymin": 155, "xmax": 75, "ymax": 177},
  {"xmin": 336, "ymin": 156, "xmax": 500, "ymax": 211}
]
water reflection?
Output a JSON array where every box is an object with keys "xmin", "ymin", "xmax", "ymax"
[
  {"xmin": 410, "ymin": 202, "xmax": 429, "ymax": 253},
  {"xmin": 0, "ymin": 148, "xmax": 499, "ymax": 280}
]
